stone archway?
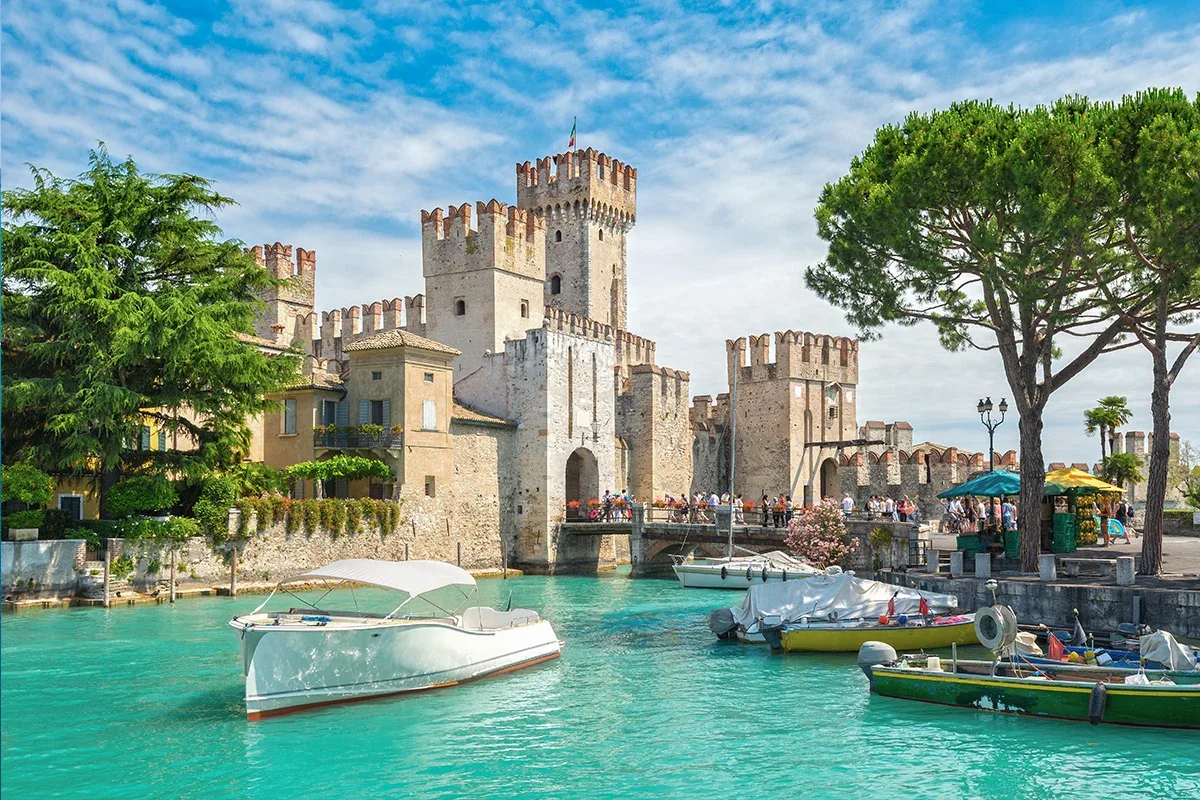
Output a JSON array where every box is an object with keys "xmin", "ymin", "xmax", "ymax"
[
  {"xmin": 819, "ymin": 457, "xmax": 839, "ymax": 501},
  {"xmin": 565, "ymin": 447, "xmax": 599, "ymax": 508}
]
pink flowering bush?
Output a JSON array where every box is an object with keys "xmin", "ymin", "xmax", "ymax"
[{"xmin": 785, "ymin": 499, "xmax": 857, "ymax": 568}]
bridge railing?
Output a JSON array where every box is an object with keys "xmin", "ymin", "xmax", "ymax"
[{"xmin": 644, "ymin": 506, "xmax": 716, "ymax": 525}]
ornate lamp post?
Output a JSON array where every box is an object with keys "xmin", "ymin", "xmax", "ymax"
[{"xmin": 977, "ymin": 396, "xmax": 1008, "ymax": 472}]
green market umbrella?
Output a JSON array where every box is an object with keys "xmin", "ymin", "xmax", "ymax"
[{"xmin": 937, "ymin": 469, "xmax": 1021, "ymax": 499}]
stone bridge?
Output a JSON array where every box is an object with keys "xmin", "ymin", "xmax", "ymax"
[{"xmin": 559, "ymin": 504, "xmax": 920, "ymax": 576}]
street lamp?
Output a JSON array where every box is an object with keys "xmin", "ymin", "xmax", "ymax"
[
  {"xmin": 977, "ymin": 396, "xmax": 1008, "ymax": 472},
  {"xmin": 580, "ymin": 418, "xmax": 601, "ymax": 447}
]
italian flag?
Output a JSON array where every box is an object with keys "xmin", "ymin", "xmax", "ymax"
[{"xmin": 568, "ymin": 117, "xmax": 576, "ymax": 149}]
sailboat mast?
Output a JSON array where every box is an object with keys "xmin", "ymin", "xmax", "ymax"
[{"xmin": 728, "ymin": 355, "xmax": 737, "ymax": 560}]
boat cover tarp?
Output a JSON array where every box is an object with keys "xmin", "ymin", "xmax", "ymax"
[
  {"xmin": 1139, "ymin": 631, "xmax": 1199, "ymax": 671},
  {"xmin": 729, "ymin": 573, "xmax": 960, "ymax": 629},
  {"xmin": 281, "ymin": 559, "xmax": 476, "ymax": 597}
]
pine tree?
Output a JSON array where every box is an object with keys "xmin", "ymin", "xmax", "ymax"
[{"xmin": 2, "ymin": 147, "xmax": 299, "ymax": 516}]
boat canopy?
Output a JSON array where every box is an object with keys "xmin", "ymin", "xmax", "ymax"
[
  {"xmin": 729, "ymin": 573, "xmax": 960, "ymax": 629},
  {"xmin": 279, "ymin": 559, "xmax": 477, "ymax": 597}
]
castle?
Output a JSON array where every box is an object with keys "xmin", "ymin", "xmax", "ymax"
[{"xmin": 243, "ymin": 147, "xmax": 1181, "ymax": 572}]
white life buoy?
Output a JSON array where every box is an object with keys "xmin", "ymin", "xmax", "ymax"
[{"xmin": 975, "ymin": 605, "xmax": 1018, "ymax": 652}]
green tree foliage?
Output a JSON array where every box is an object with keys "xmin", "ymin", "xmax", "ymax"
[
  {"xmin": 1084, "ymin": 396, "xmax": 1132, "ymax": 465},
  {"xmin": 226, "ymin": 462, "xmax": 288, "ymax": 497},
  {"xmin": 105, "ymin": 475, "xmax": 178, "ymax": 518},
  {"xmin": 1, "ymin": 463, "xmax": 54, "ymax": 507},
  {"xmin": 1, "ymin": 147, "xmax": 299, "ymax": 516},
  {"xmin": 193, "ymin": 475, "xmax": 238, "ymax": 538},
  {"xmin": 1095, "ymin": 89, "xmax": 1200, "ymax": 574},
  {"xmin": 805, "ymin": 98, "xmax": 1145, "ymax": 571},
  {"xmin": 285, "ymin": 456, "xmax": 393, "ymax": 486},
  {"xmin": 1102, "ymin": 453, "xmax": 1144, "ymax": 488}
]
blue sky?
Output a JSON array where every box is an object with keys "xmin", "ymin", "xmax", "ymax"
[{"xmin": 3, "ymin": 0, "xmax": 1198, "ymax": 463}]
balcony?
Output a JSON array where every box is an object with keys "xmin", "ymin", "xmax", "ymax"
[{"xmin": 313, "ymin": 425, "xmax": 402, "ymax": 450}]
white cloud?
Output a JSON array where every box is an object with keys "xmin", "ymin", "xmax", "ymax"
[{"xmin": 3, "ymin": 0, "xmax": 1197, "ymax": 463}]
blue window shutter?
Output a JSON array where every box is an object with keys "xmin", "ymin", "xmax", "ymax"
[
  {"xmin": 336, "ymin": 401, "xmax": 348, "ymax": 427},
  {"xmin": 140, "ymin": 427, "xmax": 151, "ymax": 451},
  {"xmin": 358, "ymin": 399, "xmax": 369, "ymax": 426},
  {"xmin": 382, "ymin": 399, "xmax": 391, "ymax": 429}
]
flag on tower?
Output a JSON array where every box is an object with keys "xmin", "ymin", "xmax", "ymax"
[{"xmin": 568, "ymin": 117, "xmax": 576, "ymax": 149}]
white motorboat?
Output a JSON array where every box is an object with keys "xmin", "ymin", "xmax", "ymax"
[
  {"xmin": 671, "ymin": 550, "xmax": 822, "ymax": 589},
  {"xmin": 229, "ymin": 559, "xmax": 561, "ymax": 720}
]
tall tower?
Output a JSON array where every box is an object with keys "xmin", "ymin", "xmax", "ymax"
[
  {"xmin": 516, "ymin": 149, "xmax": 636, "ymax": 330},
  {"xmin": 421, "ymin": 200, "xmax": 546, "ymax": 380}
]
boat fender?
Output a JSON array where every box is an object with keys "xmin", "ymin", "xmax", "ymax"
[
  {"xmin": 746, "ymin": 566, "xmax": 753, "ymax": 582},
  {"xmin": 1088, "ymin": 682, "xmax": 1106, "ymax": 726},
  {"xmin": 782, "ymin": 569, "xmax": 787, "ymax": 582},
  {"xmin": 762, "ymin": 567, "xmax": 769, "ymax": 582},
  {"xmin": 721, "ymin": 566, "xmax": 727, "ymax": 580}
]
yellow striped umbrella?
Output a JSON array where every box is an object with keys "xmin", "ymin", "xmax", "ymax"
[{"xmin": 1043, "ymin": 467, "xmax": 1124, "ymax": 496}]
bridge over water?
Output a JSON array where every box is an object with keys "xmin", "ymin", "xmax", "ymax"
[{"xmin": 559, "ymin": 504, "xmax": 917, "ymax": 576}]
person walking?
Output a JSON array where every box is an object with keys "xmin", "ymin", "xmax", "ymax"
[
  {"xmin": 602, "ymin": 490, "xmax": 614, "ymax": 522},
  {"xmin": 841, "ymin": 493, "xmax": 855, "ymax": 518},
  {"xmin": 762, "ymin": 494, "xmax": 772, "ymax": 528}
]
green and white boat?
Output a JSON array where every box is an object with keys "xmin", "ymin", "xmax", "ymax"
[
  {"xmin": 856, "ymin": 608, "xmax": 1200, "ymax": 730},
  {"xmin": 861, "ymin": 654, "xmax": 1198, "ymax": 729}
]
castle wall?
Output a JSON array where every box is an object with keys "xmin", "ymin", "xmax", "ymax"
[{"xmin": 616, "ymin": 364, "xmax": 693, "ymax": 503}]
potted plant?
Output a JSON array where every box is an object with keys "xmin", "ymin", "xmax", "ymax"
[{"xmin": 390, "ymin": 424, "xmax": 403, "ymax": 437}]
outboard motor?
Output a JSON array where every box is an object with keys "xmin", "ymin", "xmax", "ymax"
[
  {"xmin": 708, "ymin": 608, "xmax": 739, "ymax": 640},
  {"xmin": 857, "ymin": 641, "xmax": 898, "ymax": 692}
]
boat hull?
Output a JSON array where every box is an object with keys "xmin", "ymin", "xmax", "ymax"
[
  {"xmin": 871, "ymin": 667, "xmax": 1200, "ymax": 729},
  {"xmin": 672, "ymin": 564, "xmax": 815, "ymax": 590},
  {"xmin": 780, "ymin": 619, "xmax": 978, "ymax": 653},
  {"xmin": 232, "ymin": 618, "xmax": 561, "ymax": 720}
]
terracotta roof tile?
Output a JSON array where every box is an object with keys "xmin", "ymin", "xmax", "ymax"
[
  {"xmin": 343, "ymin": 329, "xmax": 460, "ymax": 355},
  {"xmin": 451, "ymin": 402, "xmax": 514, "ymax": 427}
]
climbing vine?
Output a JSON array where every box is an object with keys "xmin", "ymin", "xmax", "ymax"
[{"xmin": 232, "ymin": 496, "xmax": 401, "ymax": 541}]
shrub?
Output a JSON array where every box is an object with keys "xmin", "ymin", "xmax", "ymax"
[
  {"xmin": 2, "ymin": 509, "xmax": 44, "ymax": 532},
  {"xmin": 107, "ymin": 475, "xmax": 178, "ymax": 518},
  {"xmin": 785, "ymin": 499, "xmax": 858, "ymax": 568},
  {"xmin": 869, "ymin": 526, "xmax": 893, "ymax": 548},
  {"xmin": 1, "ymin": 464, "xmax": 54, "ymax": 507},
  {"xmin": 194, "ymin": 475, "xmax": 238, "ymax": 540},
  {"xmin": 111, "ymin": 555, "xmax": 135, "ymax": 580}
]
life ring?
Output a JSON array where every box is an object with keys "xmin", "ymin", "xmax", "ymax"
[{"xmin": 975, "ymin": 605, "xmax": 1018, "ymax": 652}]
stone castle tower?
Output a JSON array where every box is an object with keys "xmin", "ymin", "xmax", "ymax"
[
  {"xmin": 723, "ymin": 331, "xmax": 859, "ymax": 503},
  {"xmin": 249, "ymin": 242, "xmax": 317, "ymax": 348},
  {"xmin": 420, "ymin": 200, "xmax": 546, "ymax": 379},
  {"xmin": 516, "ymin": 150, "xmax": 636, "ymax": 330}
]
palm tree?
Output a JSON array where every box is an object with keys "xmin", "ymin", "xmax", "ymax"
[
  {"xmin": 1084, "ymin": 396, "xmax": 1132, "ymax": 471},
  {"xmin": 1103, "ymin": 453, "xmax": 1144, "ymax": 489}
]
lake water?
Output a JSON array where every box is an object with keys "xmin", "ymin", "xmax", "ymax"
[{"xmin": 2, "ymin": 569, "xmax": 1197, "ymax": 799}]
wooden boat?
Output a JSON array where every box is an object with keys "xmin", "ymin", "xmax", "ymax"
[
  {"xmin": 770, "ymin": 615, "xmax": 979, "ymax": 653},
  {"xmin": 862, "ymin": 654, "xmax": 1199, "ymax": 729}
]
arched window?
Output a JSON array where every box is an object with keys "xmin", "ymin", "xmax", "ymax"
[
  {"xmin": 520, "ymin": 300, "xmax": 529, "ymax": 318},
  {"xmin": 455, "ymin": 299, "xmax": 466, "ymax": 316},
  {"xmin": 598, "ymin": 228, "xmax": 604, "ymax": 241},
  {"xmin": 555, "ymin": 230, "xmax": 563, "ymax": 243},
  {"xmin": 549, "ymin": 274, "xmax": 562, "ymax": 295}
]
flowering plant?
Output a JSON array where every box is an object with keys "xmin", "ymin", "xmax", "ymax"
[
  {"xmin": 785, "ymin": 499, "xmax": 857, "ymax": 568},
  {"xmin": 742, "ymin": 500, "xmax": 757, "ymax": 512},
  {"xmin": 567, "ymin": 500, "xmax": 581, "ymax": 509},
  {"xmin": 614, "ymin": 497, "xmax": 627, "ymax": 508},
  {"xmin": 774, "ymin": 502, "xmax": 787, "ymax": 512},
  {"xmin": 587, "ymin": 498, "xmax": 601, "ymax": 509},
  {"xmin": 652, "ymin": 499, "xmax": 667, "ymax": 509},
  {"xmin": 391, "ymin": 424, "xmax": 403, "ymax": 436}
]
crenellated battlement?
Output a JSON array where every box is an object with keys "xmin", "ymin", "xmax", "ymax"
[
  {"xmin": 247, "ymin": 242, "xmax": 316, "ymax": 306},
  {"xmin": 726, "ymin": 329, "xmax": 859, "ymax": 385},
  {"xmin": 421, "ymin": 199, "xmax": 545, "ymax": 280},
  {"xmin": 516, "ymin": 148, "xmax": 637, "ymax": 227},
  {"xmin": 316, "ymin": 294, "xmax": 428, "ymax": 356},
  {"xmin": 543, "ymin": 306, "xmax": 656, "ymax": 367}
]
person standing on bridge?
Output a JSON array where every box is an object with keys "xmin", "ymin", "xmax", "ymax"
[{"xmin": 841, "ymin": 493, "xmax": 855, "ymax": 517}]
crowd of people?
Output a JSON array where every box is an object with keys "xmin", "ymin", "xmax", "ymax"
[
  {"xmin": 850, "ymin": 494, "xmax": 922, "ymax": 522},
  {"xmin": 941, "ymin": 496, "xmax": 1014, "ymax": 533}
]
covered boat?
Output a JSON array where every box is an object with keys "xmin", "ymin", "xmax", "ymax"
[
  {"xmin": 229, "ymin": 559, "xmax": 561, "ymax": 720},
  {"xmin": 709, "ymin": 573, "xmax": 974, "ymax": 651},
  {"xmin": 672, "ymin": 550, "xmax": 822, "ymax": 589}
]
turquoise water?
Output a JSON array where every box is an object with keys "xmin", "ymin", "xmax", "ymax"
[{"xmin": 3, "ymin": 570, "xmax": 1198, "ymax": 799}]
